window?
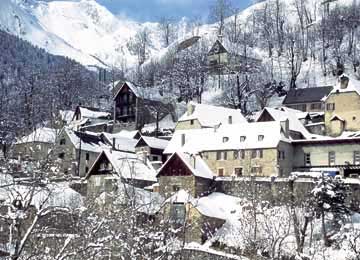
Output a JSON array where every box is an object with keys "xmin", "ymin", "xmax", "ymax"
[
  {"xmin": 233, "ymin": 151, "xmax": 239, "ymax": 160},
  {"xmin": 240, "ymin": 136, "xmax": 246, "ymax": 142},
  {"xmin": 86, "ymin": 153, "xmax": 90, "ymax": 161},
  {"xmin": 354, "ymin": 151, "xmax": 360, "ymax": 165},
  {"xmin": 190, "ymin": 119, "xmax": 194, "ymax": 125},
  {"xmin": 329, "ymin": 151, "xmax": 336, "ymax": 166},
  {"xmin": 60, "ymin": 138, "xmax": 66, "ymax": 145},
  {"xmin": 251, "ymin": 167, "xmax": 262, "ymax": 174},
  {"xmin": 223, "ymin": 137, "xmax": 229, "ymax": 143},
  {"xmin": 252, "ymin": 149, "xmax": 263, "ymax": 158},
  {"xmin": 228, "ymin": 116, "xmax": 233, "ymax": 124},
  {"xmin": 173, "ymin": 185, "xmax": 180, "ymax": 192},
  {"xmin": 278, "ymin": 151, "xmax": 285, "ymax": 160},
  {"xmin": 170, "ymin": 203, "xmax": 186, "ymax": 225},
  {"xmin": 202, "ymin": 152, "xmax": 209, "ymax": 160},
  {"xmin": 234, "ymin": 167, "xmax": 243, "ymax": 177},
  {"xmin": 218, "ymin": 168, "xmax": 225, "ymax": 176},
  {"xmin": 311, "ymin": 103, "xmax": 322, "ymax": 110},
  {"xmin": 216, "ymin": 151, "xmax": 227, "ymax": 160},
  {"xmin": 240, "ymin": 150, "xmax": 245, "ymax": 159},
  {"xmin": 58, "ymin": 153, "xmax": 65, "ymax": 159},
  {"xmin": 326, "ymin": 103, "xmax": 335, "ymax": 111},
  {"xmin": 85, "ymin": 166, "xmax": 89, "ymax": 173},
  {"xmin": 304, "ymin": 153, "xmax": 311, "ymax": 166},
  {"xmin": 152, "ymin": 156, "xmax": 159, "ymax": 161},
  {"xmin": 258, "ymin": 135, "xmax": 264, "ymax": 141}
]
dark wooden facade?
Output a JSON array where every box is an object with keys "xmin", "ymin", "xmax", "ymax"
[
  {"xmin": 114, "ymin": 83, "xmax": 137, "ymax": 123},
  {"xmin": 113, "ymin": 82, "xmax": 174, "ymax": 130}
]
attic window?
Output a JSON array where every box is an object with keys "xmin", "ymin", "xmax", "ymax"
[
  {"xmin": 258, "ymin": 135, "xmax": 264, "ymax": 141},
  {"xmin": 240, "ymin": 136, "xmax": 246, "ymax": 142},
  {"xmin": 190, "ymin": 120, "xmax": 194, "ymax": 125},
  {"xmin": 60, "ymin": 138, "xmax": 66, "ymax": 145},
  {"xmin": 223, "ymin": 137, "xmax": 229, "ymax": 143}
]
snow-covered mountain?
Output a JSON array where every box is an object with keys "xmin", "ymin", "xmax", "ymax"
[{"xmin": 0, "ymin": 0, "xmax": 168, "ymax": 67}]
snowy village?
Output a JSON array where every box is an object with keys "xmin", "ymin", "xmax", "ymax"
[{"xmin": 1, "ymin": 0, "xmax": 360, "ymax": 259}]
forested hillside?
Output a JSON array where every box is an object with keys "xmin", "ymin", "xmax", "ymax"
[{"xmin": 0, "ymin": 29, "xmax": 105, "ymax": 142}]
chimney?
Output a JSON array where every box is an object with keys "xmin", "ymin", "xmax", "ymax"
[
  {"xmin": 280, "ymin": 119, "xmax": 290, "ymax": 138},
  {"xmin": 228, "ymin": 115, "xmax": 233, "ymax": 124},
  {"xmin": 192, "ymin": 155, "xmax": 196, "ymax": 169},
  {"xmin": 181, "ymin": 133, "xmax": 186, "ymax": 146},
  {"xmin": 112, "ymin": 138, "xmax": 116, "ymax": 150},
  {"xmin": 340, "ymin": 75, "xmax": 349, "ymax": 89},
  {"xmin": 187, "ymin": 102, "xmax": 195, "ymax": 116}
]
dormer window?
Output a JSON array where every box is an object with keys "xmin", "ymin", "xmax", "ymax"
[
  {"xmin": 240, "ymin": 136, "xmax": 246, "ymax": 142},
  {"xmin": 258, "ymin": 135, "xmax": 264, "ymax": 141},
  {"xmin": 223, "ymin": 137, "xmax": 229, "ymax": 143}
]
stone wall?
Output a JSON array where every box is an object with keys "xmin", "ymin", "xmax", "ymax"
[{"xmin": 217, "ymin": 177, "xmax": 360, "ymax": 209}]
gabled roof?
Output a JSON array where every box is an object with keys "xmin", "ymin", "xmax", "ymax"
[
  {"xmin": 255, "ymin": 107, "xmax": 313, "ymax": 139},
  {"xmin": 208, "ymin": 40, "xmax": 228, "ymax": 55},
  {"xmin": 330, "ymin": 114, "xmax": 345, "ymax": 122},
  {"xmin": 16, "ymin": 127, "xmax": 58, "ymax": 144},
  {"xmin": 323, "ymin": 74, "xmax": 360, "ymax": 100},
  {"xmin": 135, "ymin": 136, "xmax": 169, "ymax": 150},
  {"xmin": 114, "ymin": 130, "xmax": 141, "ymax": 140},
  {"xmin": 178, "ymin": 102, "xmax": 247, "ymax": 128},
  {"xmin": 72, "ymin": 106, "xmax": 111, "ymax": 121},
  {"xmin": 64, "ymin": 128, "xmax": 110, "ymax": 153},
  {"xmin": 86, "ymin": 150, "xmax": 157, "ymax": 182},
  {"xmin": 113, "ymin": 81, "xmax": 166, "ymax": 102},
  {"xmin": 165, "ymin": 122, "xmax": 290, "ymax": 154},
  {"xmin": 162, "ymin": 190, "xmax": 242, "ymax": 220},
  {"xmin": 157, "ymin": 152, "xmax": 214, "ymax": 180},
  {"xmin": 101, "ymin": 132, "xmax": 138, "ymax": 153},
  {"xmin": 282, "ymin": 86, "xmax": 333, "ymax": 104}
]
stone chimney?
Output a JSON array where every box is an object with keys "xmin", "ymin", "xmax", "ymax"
[
  {"xmin": 187, "ymin": 102, "xmax": 195, "ymax": 116},
  {"xmin": 280, "ymin": 119, "xmax": 290, "ymax": 138},
  {"xmin": 339, "ymin": 75, "xmax": 349, "ymax": 89}
]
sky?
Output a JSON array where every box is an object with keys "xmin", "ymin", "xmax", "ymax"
[{"xmin": 96, "ymin": 0, "xmax": 253, "ymax": 22}]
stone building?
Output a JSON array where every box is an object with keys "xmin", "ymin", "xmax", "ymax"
[
  {"xmin": 12, "ymin": 127, "xmax": 58, "ymax": 161},
  {"xmin": 157, "ymin": 152, "xmax": 215, "ymax": 198},
  {"xmin": 85, "ymin": 150, "xmax": 157, "ymax": 196},
  {"xmin": 159, "ymin": 190, "xmax": 227, "ymax": 244},
  {"xmin": 176, "ymin": 102, "xmax": 247, "ymax": 131},
  {"xmin": 135, "ymin": 136, "xmax": 169, "ymax": 164},
  {"xmin": 52, "ymin": 128, "xmax": 110, "ymax": 177},
  {"xmin": 324, "ymin": 74, "xmax": 360, "ymax": 136},
  {"xmin": 282, "ymin": 86, "xmax": 333, "ymax": 112},
  {"xmin": 165, "ymin": 122, "xmax": 293, "ymax": 178}
]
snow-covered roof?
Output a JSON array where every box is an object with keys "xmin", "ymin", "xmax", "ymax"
[
  {"xmin": 255, "ymin": 107, "xmax": 312, "ymax": 139},
  {"xmin": 165, "ymin": 121, "xmax": 289, "ymax": 154},
  {"xmin": 101, "ymin": 132, "xmax": 138, "ymax": 153},
  {"xmin": 59, "ymin": 110, "xmax": 74, "ymax": 124},
  {"xmin": 142, "ymin": 114, "xmax": 176, "ymax": 133},
  {"xmin": 113, "ymin": 81, "xmax": 169, "ymax": 102},
  {"xmin": 136, "ymin": 136, "xmax": 169, "ymax": 150},
  {"xmin": 113, "ymin": 129, "xmax": 141, "ymax": 139},
  {"xmin": 163, "ymin": 190, "xmax": 242, "ymax": 220},
  {"xmin": 76, "ymin": 106, "xmax": 111, "ymax": 120},
  {"xmin": 65, "ymin": 128, "xmax": 110, "ymax": 153},
  {"xmin": 178, "ymin": 102, "xmax": 247, "ymax": 128},
  {"xmin": 87, "ymin": 150, "xmax": 157, "ymax": 182},
  {"xmin": 0, "ymin": 182, "xmax": 83, "ymax": 210},
  {"xmin": 158, "ymin": 151, "xmax": 214, "ymax": 180},
  {"xmin": 324, "ymin": 74, "xmax": 360, "ymax": 100},
  {"xmin": 16, "ymin": 127, "xmax": 58, "ymax": 144}
]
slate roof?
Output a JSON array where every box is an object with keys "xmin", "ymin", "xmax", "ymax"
[{"xmin": 282, "ymin": 86, "xmax": 333, "ymax": 105}]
